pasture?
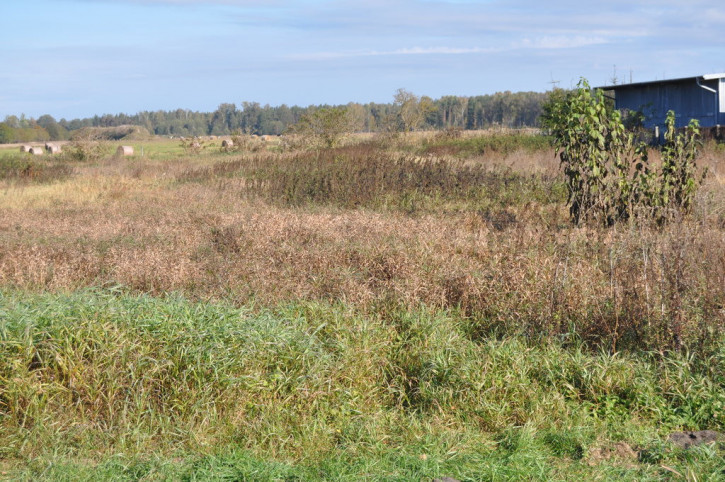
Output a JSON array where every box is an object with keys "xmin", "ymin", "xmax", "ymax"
[{"xmin": 0, "ymin": 132, "xmax": 724, "ymax": 480}]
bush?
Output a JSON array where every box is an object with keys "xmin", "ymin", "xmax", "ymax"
[
  {"xmin": 548, "ymin": 80, "xmax": 706, "ymax": 226},
  {"xmin": 179, "ymin": 136, "xmax": 207, "ymax": 155},
  {"xmin": 65, "ymin": 129, "xmax": 110, "ymax": 162},
  {"xmin": 227, "ymin": 132, "xmax": 265, "ymax": 153},
  {"xmin": 286, "ymin": 107, "xmax": 358, "ymax": 149}
]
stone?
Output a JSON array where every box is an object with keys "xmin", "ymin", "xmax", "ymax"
[{"xmin": 668, "ymin": 430, "xmax": 722, "ymax": 449}]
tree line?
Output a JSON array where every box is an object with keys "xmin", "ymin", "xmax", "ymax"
[{"xmin": 0, "ymin": 90, "xmax": 551, "ymax": 144}]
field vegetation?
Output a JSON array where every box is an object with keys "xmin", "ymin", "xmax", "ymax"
[{"xmin": 0, "ymin": 120, "xmax": 724, "ymax": 479}]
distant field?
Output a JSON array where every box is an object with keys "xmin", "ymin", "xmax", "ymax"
[{"xmin": 0, "ymin": 131, "xmax": 723, "ymax": 480}]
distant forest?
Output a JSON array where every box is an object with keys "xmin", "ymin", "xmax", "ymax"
[{"xmin": 0, "ymin": 90, "xmax": 551, "ymax": 143}]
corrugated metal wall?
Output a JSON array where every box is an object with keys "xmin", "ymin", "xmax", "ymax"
[
  {"xmin": 614, "ymin": 78, "xmax": 720, "ymax": 128},
  {"xmin": 719, "ymin": 79, "xmax": 725, "ymax": 125}
]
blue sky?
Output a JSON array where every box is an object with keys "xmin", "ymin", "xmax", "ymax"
[{"xmin": 2, "ymin": 0, "xmax": 725, "ymax": 120}]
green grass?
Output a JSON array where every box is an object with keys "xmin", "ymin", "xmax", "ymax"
[
  {"xmin": 118, "ymin": 139, "xmax": 193, "ymax": 161},
  {"xmin": 1, "ymin": 289, "xmax": 723, "ymax": 479}
]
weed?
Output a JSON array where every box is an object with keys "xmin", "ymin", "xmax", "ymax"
[{"xmin": 549, "ymin": 80, "xmax": 707, "ymax": 226}]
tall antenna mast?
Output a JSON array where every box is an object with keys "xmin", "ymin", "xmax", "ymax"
[{"xmin": 548, "ymin": 72, "xmax": 560, "ymax": 89}]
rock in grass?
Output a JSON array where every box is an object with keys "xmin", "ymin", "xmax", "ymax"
[
  {"xmin": 433, "ymin": 478, "xmax": 460, "ymax": 482},
  {"xmin": 668, "ymin": 430, "xmax": 722, "ymax": 449}
]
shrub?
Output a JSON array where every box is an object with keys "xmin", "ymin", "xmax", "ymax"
[
  {"xmin": 286, "ymin": 107, "xmax": 358, "ymax": 149},
  {"xmin": 179, "ymin": 136, "xmax": 207, "ymax": 155},
  {"xmin": 548, "ymin": 79, "xmax": 706, "ymax": 226},
  {"xmin": 65, "ymin": 129, "xmax": 110, "ymax": 162},
  {"xmin": 228, "ymin": 132, "xmax": 264, "ymax": 153}
]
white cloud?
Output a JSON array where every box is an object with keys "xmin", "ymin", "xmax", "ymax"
[
  {"xmin": 516, "ymin": 35, "xmax": 609, "ymax": 49},
  {"xmin": 291, "ymin": 46, "xmax": 501, "ymax": 60},
  {"xmin": 292, "ymin": 36, "xmax": 609, "ymax": 62}
]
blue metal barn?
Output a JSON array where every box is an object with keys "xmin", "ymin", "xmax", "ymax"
[{"xmin": 597, "ymin": 73, "xmax": 725, "ymax": 129}]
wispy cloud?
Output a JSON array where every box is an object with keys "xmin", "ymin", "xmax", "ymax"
[
  {"xmin": 293, "ymin": 35, "xmax": 610, "ymax": 61},
  {"xmin": 291, "ymin": 46, "xmax": 499, "ymax": 60},
  {"xmin": 516, "ymin": 36, "xmax": 609, "ymax": 50}
]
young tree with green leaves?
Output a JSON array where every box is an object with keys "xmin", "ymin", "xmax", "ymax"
[
  {"xmin": 287, "ymin": 106, "xmax": 358, "ymax": 148},
  {"xmin": 547, "ymin": 79, "xmax": 705, "ymax": 226}
]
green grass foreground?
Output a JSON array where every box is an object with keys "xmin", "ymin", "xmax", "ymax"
[{"xmin": 1, "ymin": 289, "xmax": 723, "ymax": 480}]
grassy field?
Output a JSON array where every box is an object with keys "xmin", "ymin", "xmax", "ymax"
[{"xmin": 0, "ymin": 132, "xmax": 724, "ymax": 480}]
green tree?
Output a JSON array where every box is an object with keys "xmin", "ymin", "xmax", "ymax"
[
  {"xmin": 539, "ymin": 88, "xmax": 571, "ymax": 133},
  {"xmin": 0, "ymin": 123, "xmax": 14, "ymax": 143},
  {"xmin": 288, "ymin": 106, "xmax": 357, "ymax": 148},
  {"xmin": 37, "ymin": 115, "xmax": 69, "ymax": 141}
]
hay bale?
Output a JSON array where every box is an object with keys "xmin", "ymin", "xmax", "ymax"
[
  {"xmin": 20, "ymin": 145, "xmax": 31, "ymax": 153},
  {"xmin": 29, "ymin": 146, "xmax": 44, "ymax": 155},
  {"xmin": 222, "ymin": 139, "xmax": 234, "ymax": 148},
  {"xmin": 117, "ymin": 145, "xmax": 134, "ymax": 156},
  {"xmin": 45, "ymin": 143, "xmax": 62, "ymax": 154}
]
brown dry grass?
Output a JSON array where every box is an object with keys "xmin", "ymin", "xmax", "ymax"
[{"xmin": 0, "ymin": 137, "xmax": 723, "ymax": 352}]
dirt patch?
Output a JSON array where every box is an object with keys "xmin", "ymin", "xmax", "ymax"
[{"xmin": 587, "ymin": 442, "xmax": 639, "ymax": 467}]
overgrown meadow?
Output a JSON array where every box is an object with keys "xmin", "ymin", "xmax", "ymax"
[{"xmin": 0, "ymin": 131, "xmax": 724, "ymax": 480}]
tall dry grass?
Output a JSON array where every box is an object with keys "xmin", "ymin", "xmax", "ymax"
[{"xmin": 177, "ymin": 144, "xmax": 562, "ymax": 211}]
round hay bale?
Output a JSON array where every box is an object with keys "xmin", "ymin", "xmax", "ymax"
[
  {"xmin": 29, "ymin": 146, "xmax": 44, "ymax": 155},
  {"xmin": 45, "ymin": 143, "xmax": 62, "ymax": 154},
  {"xmin": 117, "ymin": 145, "xmax": 134, "ymax": 156},
  {"xmin": 20, "ymin": 145, "xmax": 32, "ymax": 153},
  {"xmin": 222, "ymin": 139, "xmax": 234, "ymax": 148}
]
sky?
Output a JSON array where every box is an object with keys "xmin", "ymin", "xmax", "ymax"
[{"xmin": 2, "ymin": 0, "xmax": 725, "ymax": 120}]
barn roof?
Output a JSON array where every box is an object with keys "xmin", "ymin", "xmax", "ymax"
[{"xmin": 595, "ymin": 73, "xmax": 725, "ymax": 91}]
